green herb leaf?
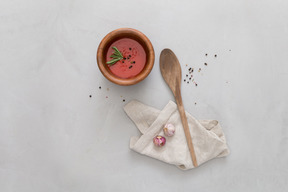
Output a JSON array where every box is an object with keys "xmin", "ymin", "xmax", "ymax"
[
  {"xmin": 112, "ymin": 47, "xmax": 122, "ymax": 56},
  {"xmin": 111, "ymin": 52, "xmax": 121, "ymax": 57},
  {"xmin": 106, "ymin": 57, "xmax": 121, "ymax": 65},
  {"xmin": 110, "ymin": 54, "xmax": 120, "ymax": 59},
  {"xmin": 106, "ymin": 46, "xmax": 123, "ymax": 66}
]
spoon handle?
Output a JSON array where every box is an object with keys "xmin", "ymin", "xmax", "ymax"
[{"xmin": 175, "ymin": 91, "xmax": 198, "ymax": 167}]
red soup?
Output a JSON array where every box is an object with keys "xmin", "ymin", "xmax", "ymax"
[{"xmin": 106, "ymin": 38, "xmax": 146, "ymax": 79}]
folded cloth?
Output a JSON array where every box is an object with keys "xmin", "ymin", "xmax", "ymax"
[{"xmin": 124, "ymin": 100, "xmax": 230, "ymax": 170}]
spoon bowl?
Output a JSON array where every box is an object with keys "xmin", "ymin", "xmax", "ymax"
[{"xmin": 160, "ymin": 49, "xmax": 182, "ymax": 96}]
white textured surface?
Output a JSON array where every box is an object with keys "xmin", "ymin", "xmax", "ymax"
[{"xmin": 1, "ymin": 0, "xmax": 288, "ymax": 191}]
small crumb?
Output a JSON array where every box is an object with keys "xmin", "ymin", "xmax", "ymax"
[
  {"xmin": 198, "ymin": 68, "xmax": 201, "ymax": 72},
  {"xmin": 189, "ymin": 67, "xmax": 192, "ymax": 71},
  {"xmin": 123, "ymin": 99, "xmax": 126, "ymax": 102},
  {"xmin": 229, "ymin": 49, "xmax": 231, "ymax": 51},
  {"xmin": 195, "ymin": 102, "xmax": 197, "ymax": 105},
  {"xmin": 129, "ymin": 65, "xmax": 133, "ymax": 69},
  {"xmin": 122, "ymin": 61, "xmax": 124, "ymax": 63},
  {"xmin": 186, "ymin": 74, "xmax": 188, "ymax": 77},
  {"xmin": 129, "ymin": 48, "xmax": 132, "ymax": 50},
  {"xmin": 195, "ymin": 83, "xmax": 198, "ymax": 87},
  {"xmin": 184, "ymin": 79, "xmax": 186, "ymax": 82},
  {"xmin": 189, "ymin": 77, "xmax": 191, "ymax": 80},
  {"xmin": 124, "ymin": 57, "xmax": 126, "ymax": 60},
  {"xmin": 106, "ymin": 96, "xmax": 108, "ymax": 98},
  {"xmin": 214, "ymin": 54, "xmax": 217, "ymax": 57},
  {"xmin": 120, "ymin": 95, "xmax": 123, "ymax": 98},
  {"xmin": 99, "ymin": 86, "xmax": 101, "ymax": 89},
  {"xmin": 185, "ymin": 64, "xmax": 188, "ymax": 67},
  {"xmin": 204, "ymin": 63, "xmax": 207, "ymax": 66},
  {"xmin": 187, "ymin": 81, "xmax": 189, "ymax": 84},
  {"xmin": 89, "ymin": 95, "xmax": 92, "ymax": 98},
  {"xmin": 107, "ymin": 88, "xmax": 109, "ymax": 91},
  {"xmin": 205, "ymin": 53, "xmax": 208, "ymax": 56}
]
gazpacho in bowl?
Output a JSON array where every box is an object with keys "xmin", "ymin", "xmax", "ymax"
[{"xmin": 97, "ymin": 28, "xmax": 154, "ymax": 85}]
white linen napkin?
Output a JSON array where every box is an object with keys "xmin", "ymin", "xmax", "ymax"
[{"xmin": 124, "ymin": 100, "xmax": 229, "ymax": 170}]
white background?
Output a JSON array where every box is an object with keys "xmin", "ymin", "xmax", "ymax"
[{"xmin": 1, "ymin": 0, "xmax": 288, "ymax": 191}]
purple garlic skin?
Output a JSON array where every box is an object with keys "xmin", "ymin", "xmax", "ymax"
[
  {"xmin": 153, "ymin": 135, "xmax": 166, "ymax": 147},
  {"xmin": 163, "ymin": 123, "xmax": 175, "ymax": 137}
]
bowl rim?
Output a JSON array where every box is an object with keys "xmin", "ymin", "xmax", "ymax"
[{"xmin": 97, "ymin": 28, "xmax": 155, "ymax": 86}]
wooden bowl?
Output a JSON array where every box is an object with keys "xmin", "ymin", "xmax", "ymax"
[{"xmin": 97, "ymin": 28, "xmax": 155, "ymax": 85}]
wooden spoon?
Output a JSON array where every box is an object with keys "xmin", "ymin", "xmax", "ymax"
[{"xmin": 160, "ymin": 49, "xmax": 198, "ymax": 167}]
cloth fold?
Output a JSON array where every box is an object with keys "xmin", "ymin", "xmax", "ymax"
[{"xmin": 124, "ymin": 100, "xmax": 229, "ymax": 170}]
